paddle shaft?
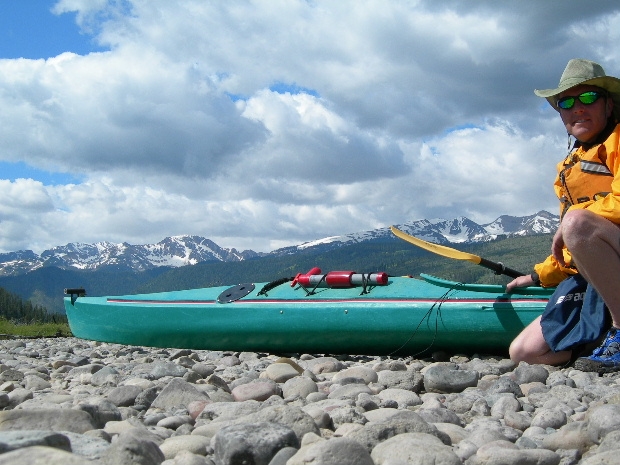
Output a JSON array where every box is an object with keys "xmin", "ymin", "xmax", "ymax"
[{"xmin": 478, "ymin": 257, "xmax": 525, "ymax": 279}]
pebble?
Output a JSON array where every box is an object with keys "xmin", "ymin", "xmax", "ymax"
[{"xmin": 2, "ymin": 339, "xmax": 620, "ymax": 464}]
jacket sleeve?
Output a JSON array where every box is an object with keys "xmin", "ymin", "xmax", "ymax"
[{"xmin": 534, "ymin": 250, "xmax": 578, "ymax": 288}]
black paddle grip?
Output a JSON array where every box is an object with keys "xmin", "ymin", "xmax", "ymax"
[{"xmin": 478, "ymin": 258, "xmax": 525, "ymax": 279}]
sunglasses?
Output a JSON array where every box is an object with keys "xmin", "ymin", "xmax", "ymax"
[{"xmin": 556, "ymin": 91, "xmax": 605, "ymax": 110}]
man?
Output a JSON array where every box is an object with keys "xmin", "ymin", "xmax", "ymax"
[{"xmin": 508, "ymin": 59, "xmax": 620, "ymax": 373}]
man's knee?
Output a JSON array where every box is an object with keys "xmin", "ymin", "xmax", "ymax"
[
  {"xmin": 509, "ymin": 335, "xmax": 528, "ymax": 363},
  {"xmin": 562, "ymin": 209, "xmax": 612, "ymax": 250}
]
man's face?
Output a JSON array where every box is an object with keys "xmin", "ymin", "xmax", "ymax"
[{"xmin": 557, "ymin": 84, "xmax": 613, "ymax": 143}]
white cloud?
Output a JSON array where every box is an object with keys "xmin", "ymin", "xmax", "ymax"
[{"xmin": 1, "ymin": 0, "xmax": 619, "ymax": 253}]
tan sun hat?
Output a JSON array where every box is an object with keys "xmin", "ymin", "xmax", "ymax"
[{"xmin": 535, "ymin": 58, "xmax": 620, "ymax": 118}]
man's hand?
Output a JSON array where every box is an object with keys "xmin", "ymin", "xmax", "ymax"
[
  {"xmin": 506, "ymin": 274, "xmax": 536, "ymax": 292},
  {"xmin": 551, "ymin": 223, "xmax": 566, "ymax": 266}
]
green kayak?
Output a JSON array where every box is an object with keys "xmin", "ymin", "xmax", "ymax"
[{"xmin": 63, "ymin": 271, "xmax": 552, "ymax": 356}]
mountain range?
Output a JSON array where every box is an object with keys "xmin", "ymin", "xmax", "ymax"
[{"xmin": 0, "ymin": 210, "xmax": 558, "ymax": 278}]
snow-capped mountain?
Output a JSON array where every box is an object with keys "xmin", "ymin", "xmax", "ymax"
[
  {"xmin": 0, "ymin": 236, "xmax": 261, "ymax": 277},
  {"xmin": 0, "ymin": 211, "xmax": 558, "ymax": 277},
  {"xmin": 274, "ymin": 210, "xmax": 558, "ymax": 255}
]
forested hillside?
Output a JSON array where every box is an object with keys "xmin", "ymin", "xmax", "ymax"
[{"xmin": 0, "ymin": 287, "xmax": 67, "ymax": 324}]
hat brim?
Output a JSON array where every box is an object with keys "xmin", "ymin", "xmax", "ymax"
[{"xmin": 535, "ymin": 75, "xmax": 620, "ymax": 118}]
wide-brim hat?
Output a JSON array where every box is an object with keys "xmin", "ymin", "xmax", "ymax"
[{"xmin": 535, "ymin": 58, "xmax": 620, "ymax": 119}]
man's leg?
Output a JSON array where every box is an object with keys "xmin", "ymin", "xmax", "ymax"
[
  {"xmin": 509, "ymin": 316, "xmax": 572, "ymax": 365},
  {"xmin": 561, "ymin": 209, "xmax": 620, "ymax": 372},
  {"xmin": 561, "ymin": 209, "xmax": 620, "ymax": 325}
]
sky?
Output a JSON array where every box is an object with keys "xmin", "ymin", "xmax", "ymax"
[{"xmin": 1, "ymin": 0, "xmax": 620, "ymax": 254}]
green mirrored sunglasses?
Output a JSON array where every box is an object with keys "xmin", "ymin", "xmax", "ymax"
[{"xmin": 557, "ymin": 91, "xmax": 605, "ymax": 110}]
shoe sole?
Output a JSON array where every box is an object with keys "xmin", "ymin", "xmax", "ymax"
[{"xmin": 574, "ymin": 358, "xmax": 620, "ymax": 374}]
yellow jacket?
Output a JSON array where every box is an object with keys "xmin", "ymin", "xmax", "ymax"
[{"xmin": 535, "ymin": 123, "xmax": 620, "ymax": 287}]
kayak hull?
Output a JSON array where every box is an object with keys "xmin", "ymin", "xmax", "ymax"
[{"xmin": 64, "ymin": 274, "xmax": 552, "ymax": 355}]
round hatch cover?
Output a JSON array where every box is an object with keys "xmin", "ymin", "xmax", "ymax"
[{"xmin": 217, "ymin": 283, "xmax": 255, "ymax": 303}]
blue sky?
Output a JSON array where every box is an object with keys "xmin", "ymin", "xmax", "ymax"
[
  {"xmin": 0, "ymin": 1, "xmax": 105, "ymax": 58},
  {"xmin": 1, "ymin": 1, "xmax": 620, "ymax": 254},
  {"xmin": 0, "ymin": 0, "xmax": 104, "ymax": 186}
]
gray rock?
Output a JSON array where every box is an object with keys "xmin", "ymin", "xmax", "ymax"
[
  {"xmin": 512, "ymin": 363, "xmax": 550, "ymax": 384},
  {"xmin": 327, "ymin": 406, "xmax": 367, "ymax": 429},
  {"xmin": 67, "ymin": 363, "xmax": 104, "ymax": 376},
  {"xmin": 76, "ymin": 398, "xmax": 122, "ymax": 429},
  {"xmin": 231, "ymin": 380, "xmax": 281, "ymax": 402},
  {"xmin": 107, "ymin": 385, "xmax": 144, "ymax": 407},
  {"xmin": 267, "ymin": 446, "xmax": 298, "ymax": 465},
  {"xmin": 157, "ymin": 415, "xmax": 193, "ymax": 430},
  {"xmin": 0, "ymin": 445, "xmax": 93, "ymax": 465},
  {"xmin": 327, "ymin": 383, "xmax": 372, "ymax": 400},
  {"xmin": 423, "ymin": 364, "xmax": 479, "ymax": 393},
  {"xmin": 416, "ymin": 407, "xmax": 463, "ymax": 426},
  {"xmin": 191, "ymin": 363, "xmax": 216, "ymax": 378},
  {"xmin": 468, "ymin": 445, "xmax": 561, "ymax": 465},
  {"xmin": 242, "ymin": 405, "xmax": 320, "ymax": 441},
  {"xmin": 204, "ymin": 374, "xmax": 231, "ymax": 393},
  {"xmin": 219, "ymin": 355, "xmax": 241, "ymax": 367},
  {"xmin": 346, "ymin": 409, "xmax": 449, "ymax": 452},
  {"xmin": 288, "ymin": 437, "xmax": 373, "ymax": 465},
  {"xmin": 0, "ymin": 368, "xmax": 24, "ymax": 383},
  {"xmin": 159, "ymin": 434, "xmax": 211, "ymax": 459},
  {"xmin": 213, "ymin": 422, "xmax": 299, "ymax": 465},
  {"xmin": 370, "ymin": 432, "xmax": 460, "ymax": 465},
  {"xmin": 580, "ymin": 449, "xmax": 620, "ymax": 465},
  {"xmin": 91, "ymin": 366, "xmax": 121, "ymax": 386},
  {"xmin": 377, "ymin": 369, "xmax": 423, "ymax": 392},
  {"xmin": 62, "ymin": 431, "xmax": 112, "ymax": 459},
  {"xmin": 23, "ymin": 374, "xmax": 52, "ymax": 391},
  {"xmin": 151, "ymin": 378, "xmax": 210, "ymax": 410},
  {"xmin": 355, "ymin": 392, "xmax": 380, "ymax": 411},
  {"xmin": 596, "ymin": 429, "xmax": 620, "ymax": 453},
  {"xmin": 282, "ymin": 376, "xmax": 318, "ymax": 399},
  {"xmin": 0, "ymin": 430, "xmax": 71, "ymax": 453},
  {"xmin": 530, "ymin": 407, "xmax": 567, "ymax": 429},
  {"xmin": 542, "ymin": 421, "xmax": 594, "ymax": 454},
  {"xmin": 264, "ymin": 363, "xmax": 300, "ymax": 383},
  {"xmin": 6, "ymin": 388, "xmax": 33, "ymax": 408},
  {"xmin": 150, "ymin": 362, "xmax": 188, "ymax": 380},
  {"xmin": 135, "ymin": 385, "xmax": 159, "ymax": 408},
  {"xmin": 586, "ymin": 403, "xmax": 620, "ymax": 443},
  {"xmin": 198, "ymin": 400, "xmax": 263, "ymax": 422},
  {"xmin": 302, "ymin": 357, "xmax": 345, "ymax": 374},
  {"xmin": 333, "ymin": 366, "xmax": 378, "ymax": 384},
  {"xmin": 490, "ymin": 394, "xmax": 521, "ymax": 418},
  {"xmin": 100, "ymin": 430, "xmax": 165, "ymax": 465},
  {"xmin": 485, "ymin": 377, "xmax": 524, "ymax": 397},
  {"xmin": 503, "ymin": 411, "xmax": 532, "ymax": 431},
  {"xmin": 0, "ymin": 409, "xmax": 96, "ymax": 434},
  {"xmin": 376, "ymin": 388, "xmax": 421, "ymax": 408}
]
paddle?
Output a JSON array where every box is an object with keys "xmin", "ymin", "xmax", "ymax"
[{"xmin": 390, "ymin": 226, "xmax": 525, "ymax": 279}]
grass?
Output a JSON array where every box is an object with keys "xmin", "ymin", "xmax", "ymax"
[{"xmin": 0, "ymin": 318, "xmax": 72, "ymax": 338}]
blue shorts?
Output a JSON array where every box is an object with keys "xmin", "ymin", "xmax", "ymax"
[{"xmin": 540, "ymin": 274, "xmax": 610, "ymax": 352}]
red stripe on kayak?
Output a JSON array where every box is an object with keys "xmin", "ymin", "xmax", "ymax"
[
  {"xmin": 107, "ymin": 299, "xmax": 217, "ymax": 304},
  {"xmin": 107, "ymin": 297, "xmax": 547, "ymax": 305}
]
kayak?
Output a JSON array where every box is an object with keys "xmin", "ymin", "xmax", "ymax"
[{"xmin": 63, "ymin": 270, "xmax": 552, "ymax": 355}]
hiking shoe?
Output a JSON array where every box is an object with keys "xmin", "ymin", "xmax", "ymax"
[{"xmin": 574, "ymin": 327, "xmax": 620, "ymax": 373}]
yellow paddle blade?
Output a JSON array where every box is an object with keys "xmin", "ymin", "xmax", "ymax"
[{"xmin": 390, "ymin": 226, "xmax": 482, "ymax": 265}]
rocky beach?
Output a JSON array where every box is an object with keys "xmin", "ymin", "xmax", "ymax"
[{"xmin": 1, "ymin": 337, "xmax": 620, "ymax": 464}]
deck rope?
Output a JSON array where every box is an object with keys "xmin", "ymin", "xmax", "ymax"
[
  {"xmin": 387, "ymin": 286, "xmax": 460, "ymax": 358},
  {"xmin": 257, "ymin": 277, "xmax": 294, "ymax": 297}
]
